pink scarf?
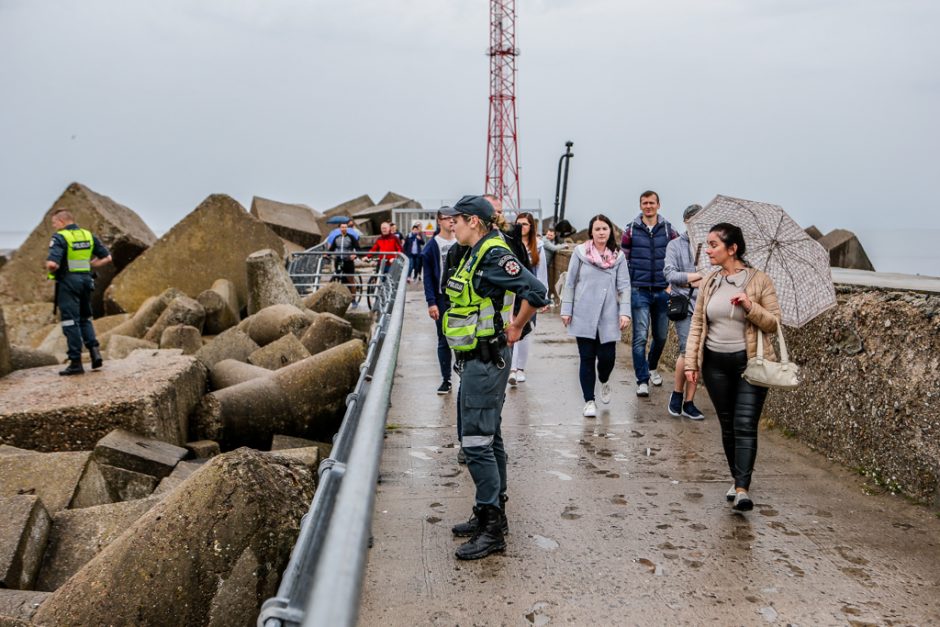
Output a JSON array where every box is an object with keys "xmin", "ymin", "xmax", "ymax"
[{"xmin": 583, "ymin": 240, "xmax": 618, "ymax": 269}]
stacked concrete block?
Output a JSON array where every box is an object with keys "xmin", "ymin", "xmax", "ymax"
[
  {"xmin": 0, "ymin": 451, "xmax": 92, "ymax": 513},
  {"xmin": 0, "ymin": 495, "xmax": 51, "ymax": 589},
  {"xmin": 208, "ymin": 359, "xmax": 270, "ymax": 390},
  {"xmin": 159, "ymin": 324, "xmax": 202, "ymax": 355},
  {"xmin": 249, "ymin": 196, "xmax": 323, "ymax": 248},
  {"xmin": 300, "ymin": 312, "xmax": 353, "ymax": 355},
  {"xmin": 0, "ymin": 307, "xmax": 11, "ymax": 378},
  {"xmin": 248, "ymin": 333, "xmax": 310, "ymax": 370},
  {"xmin": 242, "ymin": 303, "xmax": 310, "ymax": 347},
  {"xmin": 142, "ymin": 295, "xmax": 205, "ymax": 344},
  {"xmin": 197, "ymin": 278, "xmax": 240, "ymax": 335},
  {"xmin": 303, "ymin": 281, "xmax": 353, "ymax": 317},
  {"xmin": 246, "ymin": 248, "xmax": 305, "ymax": 315},
  {"xmin": 194, "ymin": 328, "xmax": 259, "ymax": 369}
]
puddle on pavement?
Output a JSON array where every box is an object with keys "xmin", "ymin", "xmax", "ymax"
[
  {"xmin": 553, "ymin": 449, "xmax": 578, "ymax": 459},
  {"xmin": 546, "ymin": 470, "xmax": 572, "ymax": 481},
  {"xmin": 425, "ymin": 516, "xmax": 441, "ymax": 524},
  {"xmin": 561, "ymin": 505, "xmax": 581, "ymax": 520},
  {"xmin": 611, "ymin": 494, "xmax": 628, "ymax": 505},
  {"xmin": 409, "ymin": 451, "xmax": 433, "ymax": 460},
  {"xmin": 532, "ymin": 535, "xmax": 559, "ymax": 551}
]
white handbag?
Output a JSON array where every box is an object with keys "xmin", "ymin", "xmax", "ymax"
[{"xmin": 742, "ymin": 324, "xmax": 800, "ymax": 390}]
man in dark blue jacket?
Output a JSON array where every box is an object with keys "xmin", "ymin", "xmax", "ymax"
[
  {"xmin": 421, "ymin": 210, "xmax": 458, "ymax": 394},
  {"xmin": 621, "ymin": 190, "xmax": 678, "ymax": 397}
]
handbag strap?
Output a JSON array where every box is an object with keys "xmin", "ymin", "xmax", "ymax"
[{"xmin": 755, "ymin": 322, "xmax": 789, "ymax": 363}]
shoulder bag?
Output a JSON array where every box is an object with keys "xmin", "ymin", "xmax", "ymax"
[
  {"xmin": 742, "ymin": 324, "xmax": 800, "ymax": 390},
  {"xmin": 667, "ymin": 288, "xmax": 691, "ymax": 321}
]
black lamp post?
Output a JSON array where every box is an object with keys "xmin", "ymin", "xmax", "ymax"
[{"xmin": 552, "ymin": 141, "xmax": 574, "ymax": 228}]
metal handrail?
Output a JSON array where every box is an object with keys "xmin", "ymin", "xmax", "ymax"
[{"xmin": 259, "ymin": 253, "xmax": 408, "ymax": 627}]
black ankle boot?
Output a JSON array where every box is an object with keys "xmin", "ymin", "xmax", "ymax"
[
  {"xmin": 89, "ymin": 346, "xmax": 103, "ymax": 370},
  {"xmin": 455, "ymin": 504, "xmax": 506, "ymax": 560},
  {"xmin": 59, "ymin": 360, "xmax": 84, "ymax": 376},
  {"xmin": 452, "ymin": 494, "xmax": 508, "ymax": 537}
]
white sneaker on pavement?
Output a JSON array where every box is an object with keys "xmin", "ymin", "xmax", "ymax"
[
  {"xmin": 583, "ymin": 400, "xmax": 597, "ymax": 417},
  {"xmin": 600, "ymin": 382, "xmax": 611, "ymax": 404},
  {"xmin": 649, "ymin": 370, "xmax": 663, "ymax": 386},
  {"xmin": 636, "ymin": 382, "xmax": 649, "ymax": 397},
  {"xmin": 508, "ymin": 370, "xmax": 517, "ymax": 386},
  {"xmin": 515, "ymin": 370, "xmax": 526, "ymax": 383},
  {"xmin": 726, "ymin": 484, "xmax": 737, "ymax": 502}
]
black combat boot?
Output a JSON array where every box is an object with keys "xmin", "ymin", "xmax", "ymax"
[
  {"xmin": 452, "ymin": 494, "xmax": 509, "ymax": 538},
  {"xmin": 89, "ymin": 346, "xmax": 103, "ymax": 370},
  {"xmin": 455, "ymin": 504, "xmax": 506, "ymax": 560},
  {"xmin": 59, "ymin": 360, "xmax": 84, "ymax": 376}
]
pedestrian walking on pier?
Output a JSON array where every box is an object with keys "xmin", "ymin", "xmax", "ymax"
[
  {"xmin": 663, "ymin": 204, "xmax": 706, "ymax": 420},
  {"xmin": 421, "ymin": 210, "xmax": 457, "ymax": 395},
  {"xmin": 622, "ymin": 190, "xmax": 678, "ymax": 397},
  {"xmin": 45, "ymin": 209, "xmax": 112, "ymax": 375},
  {"xmin": 404, "ymin": 223, "xmax": 425, "ymax": 283},
  {"xmin": 560, "ymin": 215, "xmax": 631, "ymax": 417},
  {"xmin": 508, "ymin": 212, "xmax": 548, "ymax": 386},
  {"xmin": 367, "ymin": 221, "xmax": 403, "ymax": 274},
  {"xmin": 684, "ymin": 223, "xmax": 781, "ymax": 511},
  {"xmin": 441, "ymin": 195, "xmax": 549, "ymax": 560}
]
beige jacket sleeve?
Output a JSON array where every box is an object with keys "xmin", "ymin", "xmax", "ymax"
[{"xmin": 745, "ymin": 272, "xmax": 781, "ymax": 334}]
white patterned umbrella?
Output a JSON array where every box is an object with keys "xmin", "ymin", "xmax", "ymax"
[{"xmin": 686, "ymin": 194, "xmax": 836, "ymax": 328}]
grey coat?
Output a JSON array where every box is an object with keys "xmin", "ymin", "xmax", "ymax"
[
  {"xmin": 663, "ymin": 232, "xmax": 699, "ymax": 312},
  {"xmin": 560, "ymin": 244, "xmax": 631, "ymax": 344}
]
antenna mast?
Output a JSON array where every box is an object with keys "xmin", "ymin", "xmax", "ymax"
[{"xmin": 485, "ymin": 0, "xmax": 520, "ymax": 210}]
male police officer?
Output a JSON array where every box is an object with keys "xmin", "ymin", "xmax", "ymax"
[
  {"xmin": 440, "ymin": 195, "xmax": 549, "ymax": 560},
  {"xmin": 45, "ymin": 209, "xmax": 112, "ymax": 375}
]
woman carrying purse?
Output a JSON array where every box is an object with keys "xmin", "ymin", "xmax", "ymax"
[{"xmin": 684, "ymin": 223, "xmax": 781, "ymax": 511}]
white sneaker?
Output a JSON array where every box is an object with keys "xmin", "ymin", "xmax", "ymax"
[
  {"xmin": 583, "ymin": 400, "xmax": 597, "ymax": 417},
  {"xmin": 600, "ymin": 382, "xmax": 611, "ymax": 404},
  {"xmin": 732, "ymin": 490, "xmax": 753, "ymax": 512},
  {"xmin": 649, "ymin": 370, "xmax": 663, "ymax": 386},
  {"xmin": 636, "ymin": 382, "xmax": 649, "ymax": 397},
  {"xmin": 726, "ymin": 484, "xmax": 737, "ymax": 502},
  {"xmin": 515, "ymin": 370, "xmax": 526, "ymax": 383},
  {"xmin": 508, "ymin": 370, "xmax": 517, "ymax": 386}
]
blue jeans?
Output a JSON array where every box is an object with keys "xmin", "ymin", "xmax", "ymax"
[
  {"xmin": 58, "ymin": 274, "xmax": 99, "ymax": 361},
  {"xmin": 631, "ymin": 287, "xmax": 669, "ymax": 384}
]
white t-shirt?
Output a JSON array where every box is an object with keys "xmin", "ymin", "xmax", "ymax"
[{"xmin": 435, "ymin": 235, "xmax": 456, "ymax": 292}]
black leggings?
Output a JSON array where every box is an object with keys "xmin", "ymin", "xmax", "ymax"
[
  {"xmin": 576, "ymin": 336, "xmax": 616, "ymax": 402},
  {"xmin": 701, "ymin": 349, "xmax": 768, "ymax": 490}
]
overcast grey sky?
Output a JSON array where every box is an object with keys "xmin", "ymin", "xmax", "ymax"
[{"xmin": 1, "ymin": 0, "xmax": 938, "ymax": 238}]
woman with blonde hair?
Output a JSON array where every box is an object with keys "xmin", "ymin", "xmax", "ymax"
[
  {"xmin": 508, "ymin": 212, "xmax": 548, "ymax": 385},
  {"xmin": 684, "ymin": 222, "xmax": 781, "ymax": 512}
]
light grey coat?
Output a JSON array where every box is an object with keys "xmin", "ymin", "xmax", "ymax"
[
  {"xmin": 664, "ymin": 232, "xmax": 699, "ymax": 312},
  {"xmin": 560, "ymin": 243, "xmax": 631, "ymax": 344}
]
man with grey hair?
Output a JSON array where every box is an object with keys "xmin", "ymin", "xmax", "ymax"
[{"xmin": 663, "ymin": 203, "xmax": 706, "ymax": 419}]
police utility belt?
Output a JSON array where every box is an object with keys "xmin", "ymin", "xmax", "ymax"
[{"xmin": 454, "ymin": 333, "xmax": 507, "ymax": 365}]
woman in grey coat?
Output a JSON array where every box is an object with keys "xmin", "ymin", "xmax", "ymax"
[{"xmin": 561, "ymin": 214, "xmax": 632, "ymax": 417}]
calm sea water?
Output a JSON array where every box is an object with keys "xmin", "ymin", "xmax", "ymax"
[{"xmin": 2, "ymin": 228, "xmax": 938, "ymax": 277}]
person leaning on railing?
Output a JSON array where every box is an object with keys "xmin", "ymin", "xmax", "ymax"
[{"xmin": 366, "ymin": 221, "xmax": 403, "ymax": 274}]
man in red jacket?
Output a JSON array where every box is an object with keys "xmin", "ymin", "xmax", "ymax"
[{"xmin": 367, "ymin": 221, "xmax": 404, "ymax": 273}]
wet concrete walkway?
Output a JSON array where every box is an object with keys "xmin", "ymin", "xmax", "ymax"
[{"xmin": 359, "ymin": 286, "xmax": 940, "ymax": 626}]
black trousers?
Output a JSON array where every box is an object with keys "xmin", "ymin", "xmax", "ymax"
[
  {"xmin": 57, "ymin": 274, "xmax": 99, "ymax": 361},
  {"xmin": 701, "ymin": 348, "xmax": 768, "ymax": 490},
  {"xmin": 576, "ymin": 335, "xmax": 616, "ymax": 402}
]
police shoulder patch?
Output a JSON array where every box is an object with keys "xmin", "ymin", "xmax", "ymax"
[
  {"xmin": 501, "ymin": 257, "xmax": 521, "ymax": 277},
  {"xmin": 49, "ymin": 239, "xmax": 56, "ymax": 248}
]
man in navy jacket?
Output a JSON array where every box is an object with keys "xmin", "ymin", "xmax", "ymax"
[
  {"xmin": 622, "ymin": 190, "xmax": 678, "ymax": 397},
  {"xmin": 421, "ymin": 211, "xmax": 458, "ymax": 394}
]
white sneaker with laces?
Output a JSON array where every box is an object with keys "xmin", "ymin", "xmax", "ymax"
[
  {"xmin": 726, "ymin": 484, "xmax": 737, "ymax": 502},
  {"xmin": 508, "ymin": 370, "xmax": 517, "ymax": 386},
  {"xmin": 600, "ymin": 382, "xmax": 611, "ymax": 404},
  {"xmin": 583, "ymin": 400, "xmax": 597, "ymax": 417},
  {"xmin": 649, "ymin": 370, "xmax": 663, "ymax": 386},
  {"xmin": 516, "ymin": 370, "xmax": 526, "ymax": 383},
  {"xmin": 636, "ymin": 382, "xmax": 649, "ymax": 397}
]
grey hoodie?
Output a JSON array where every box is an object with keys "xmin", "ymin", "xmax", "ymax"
[{"xmin": 663, "ymin": 232, "xmax": 699, "ymax": 312}]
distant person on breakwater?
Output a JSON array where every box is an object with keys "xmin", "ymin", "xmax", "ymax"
[
  {"xmin": 45, "ymin": 209, "xmax": 112, "ymax": 376},
  {"xmin": 367, "ymin": 221, "xmax": 403, "ymax": 274},
  {"xmin": 328, "ymin": 222, "xmax": 361, "ymax": 305},
  {"xmin": 404, "ymin": 223, "xmax": 425, "ymax": 283},
  {"xmin": 684, "ymin": 222, "xmax": 782, "ymax": 512}
]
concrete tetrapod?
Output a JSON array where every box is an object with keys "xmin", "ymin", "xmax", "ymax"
[
  {"xmin": 101, "ymin": 288, "xmax": 183, "ymax": 340},
  {"xmin": 193, "ymin": 338, "xmax": 365, "ymax": 449},
  {"xmin": 142, "ymin": 295, "xmax": 205, "ymax": 344},
  {"xmin": 242, "ymin": 303, "xmax": 310, "ymax": 347},
  {"xmin": 0, "ymin": 307, "xmax": 10, "ymax": 377},
  {"xmin": 159, "ymin": 324, "xmax": 202, "ymax": 355},
  {"xmin": 245, "ymin": 248, "xmax": 304, "ymax": 315},
  {"xmin": 208, "ymin": 359, "xmax": 271, "ymax": 390},
  {"xmin": 196, "ymin": 278, "xmax": 240, "ymax": 335},
  {"xmin": 30, "ymin": 448, "xmax": 315, "ymax": 627}
]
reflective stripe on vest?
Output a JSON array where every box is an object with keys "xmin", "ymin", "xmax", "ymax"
[
  {"xmin": 442, "ymin": 235, "xmax": 513, "ymax": 351},
  {"xmin": 59, "ymin": 228, "xmax": 94, "ymax": 273}
]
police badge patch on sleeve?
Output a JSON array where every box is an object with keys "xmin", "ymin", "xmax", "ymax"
[
  {"xmin": 497, "ymin": 254, "xmax": 521, "ymax": 276},
  {"xmin": 49, "ymin": 239, "xmax": 56, "ymax": 248}
]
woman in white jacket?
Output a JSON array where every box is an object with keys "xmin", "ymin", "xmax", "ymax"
[
  {"xmin": 508, "ymin": 212, "xmax": 548, "ymax": 385},
  {"xmin": 561, "ymin": 215, "xmax": 631, "ymax": 417}
]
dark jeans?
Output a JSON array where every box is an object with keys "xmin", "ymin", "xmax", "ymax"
[
  {"xmin": 432, "ymin": 296, "xmax": 451, "ymax": 383},
  {"xmin": 576, "ymin": 335, "xmax": 616, "ymax": 402},
  {"xmin": 631, "ymin": 287, "xmax": 669, "ymax": 384},
  {"xmin": 701, "ymin": 348, "xmax": 769, "ymax": 490},
  {"xmin": 407, "ymin": 253, "xmax": 422, "ymax": 279},
  {"xmin": 57, "ymin": 274, "xmax": 99, "ymax": 361}
]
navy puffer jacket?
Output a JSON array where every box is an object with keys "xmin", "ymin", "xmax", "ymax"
[{"xmin": 620, "ymin": 214, "xmax": 677, "ymax": 288}]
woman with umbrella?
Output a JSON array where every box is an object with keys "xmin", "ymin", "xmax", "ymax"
[{"xmin": 683, "ymin": 223, "xmax": 782, "ymax": 512}]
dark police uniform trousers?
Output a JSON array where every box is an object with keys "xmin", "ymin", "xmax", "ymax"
[{"xmin": 455, "ymin": 232, "xmax": 550, "ymax": 507}]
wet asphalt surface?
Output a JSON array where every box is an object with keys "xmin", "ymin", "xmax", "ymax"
[{"xmin": 359, "ymin": 286, "xmax": 940, "ymax": 626}]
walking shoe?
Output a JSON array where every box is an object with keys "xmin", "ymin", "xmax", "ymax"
[
  {"xmin": 59, "ymin": 360, "xmax": 84, "ymax": 376},
  {"xmin": 515, "ymin": 370, "xmax": 526, "ymax": 383},
  {"xmin": 583, "ymin": 400, "xmax": 597, "ymax": 418},
  {"xmin": 457, "ymin": 447, "xmax": 466, "ymax": 465},
  {"xmin": 682, "ymin": 401, "xmax": 705, "ymax": 420},
  {"xmin": 437, "ymin": 380, "xmax": 452, "ymax": 395},
  {"xmin": 455, "ymin": 504, "xmax": 506, "ymax": 560},
  {"xmin": 636, "ymin": 382, "xmax": 649, "ymax": 397},
  {"xmin": 452, "ymin": 495, "xmax": 508, "ymax": 537},
  {"xmin": 667, "ymin": 391, "xmax": 683, "ymax": 416},
  {"xmin": 508, "ymin": 370, "xmax": 518, "ymax": 386},
  {"xmin": 649, "ymin": 370, "xmax": 663, "ymax": 386},
  {"xmin": 600, "ymin": 382, "xmax": 611, "ymax": 404},
  {"xmin": 732, "ymin": 490, "xmax": 754, "ymax": 512},
  {"xmin": 89, "ymin": 346, "xmax": 103, "ymax": 370},
  {"xmin": 726, "ymin": 484, "xmax": 737, "ymax": 502}
]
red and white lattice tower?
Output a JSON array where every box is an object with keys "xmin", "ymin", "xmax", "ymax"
[{"xmin": 484, "ymin": 0, "xmax": 521, "ymax": 210}]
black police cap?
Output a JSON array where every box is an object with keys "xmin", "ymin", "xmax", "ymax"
[{"xmin": 439, "ymin": 195, "xmax": 495, "ymax": 222}]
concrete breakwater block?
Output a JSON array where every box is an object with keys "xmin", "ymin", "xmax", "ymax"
[
  {"xmin": 248, "ymin": 333, "xmax": 309, "ymax": 370},
  {"xmin": 0, "ymin": 307, "xmax": 12, "ymax": 378},
  {"xmin": 243, "ymin": 303, "xmax": 311, "ymax": 347},
  {"xmin": 246, "ymin": 248, "xmax": 305, "ymax": 315},
  {"xmin": 0, "ymin": 451, "xmax": 91, "ymax": 514},
  {"xmin": 303, "ymin": 281, "xmax": 353, "ymax": 317},
  {"xmin": 159, "ymin": 324, "xmax": 202, "ymax": 354},
  {"xmin": 1, "ymin": 303, "xmax": 56, "ymax": 348},
  {"xmin": 194, "ymin": 327, "xmax": 259, "ymax": 368},
  {"xmin": 8, "ymin": 345, "xmax": 59, "ymax": 370},
  {"xmin": 31, "ymin": 448, "xmax": 316, "ymax": 627},
  {"xmin": 209, "ymin": 359, "xmax": 270, "ymax": 390},
  {"xmin": 184, "ymin": 440, "xmax": 220, "ymax": 459},
  {"xmin": 153, "ymin": 460, "xmax": 205, "ymax": 495},
  {"xmin": 0, "ymin": 495, "xmax": 51, "ymax": 590},
  {"xmin": 301, "ymin": 312, "xmax": 352, "ymax": 355},
  {"xmin": 250, "ymin": 196, "xmax": 323, "ymax": 249},
  {"xmin": 197, "ymin": 278, "xmax": 240, "ymax": 335},
  {"xmin": 0, "ymin": 589, "xmax": 49, "ymax": 624},
  {"xmin": 94, "ymin": 428, "xmax": 188, "ymax": 480},
  {"xmin": 102, "ymin": 288, "xmax": 182, "ymax": 340},
  {"xmin": 142, "ymin": 295, "xmax": 205, "ymax": 344},
  {"xmin": 0, "ymin": 182, "xmax": 156, "ymax": 316},
  {"xmin": 0, "ymin": 349, "xmax": 206, "ymax": 451},
  {"xmin": 104, "ymin": 194, "xmax": 285, "ymax": 313},
  {"xmin": 103, "ymin": 334, "xmax": 157, "ymax": 360},
  {"xmin": 35, "ymin": 496, "xmax": 159, "ymax": 592},
  {"xmin": 193, "ymin": 339, "xmax": 365, "ymax": 448},
  {"xmin": 819, "ymin": 228, "xmax": 876, "ymax": 271}
]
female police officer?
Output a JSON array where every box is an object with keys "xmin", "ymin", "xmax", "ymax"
[{"xmin": 440, "ymin": 195, "xmax": 550, "ymax": 560}]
